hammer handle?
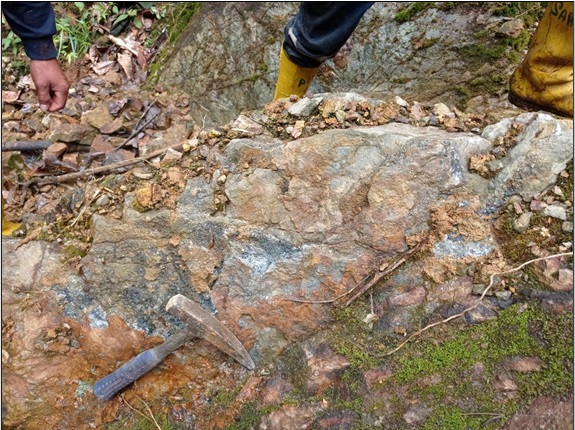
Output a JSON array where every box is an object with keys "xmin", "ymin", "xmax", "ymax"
[{"xmin": 93, "ymin": 331, "xmax": 189, "ymax": 400}]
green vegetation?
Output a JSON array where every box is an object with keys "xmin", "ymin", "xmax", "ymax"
[
  {"xmin": 1, "ymin": 15, "xmax": 22, "ymax": 55},
  {"xmin": 106, "ymin": 408, "xmax": 174, "ymax": 430},
  {"xmin": 145, "ymin": 3, "xmax": 201, "ymax": 87},
  {"xmin": 391, "ymin": 303, "xmax": 573, "ymax": 428},
  {"xmin": 394, "ymin": 2, "xmax": 435, "ymax": 23},
  {"xmin": 328, "ymin": 303, "xmax": 382, "ymax": 370}
]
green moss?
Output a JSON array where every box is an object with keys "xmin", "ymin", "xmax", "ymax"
[
  {"xmin": 458, "ymin": 43, "xmax": 507, "ymax": 61},
  {"xmin": 145, "ymin": 2, "xmax": 201, "ymax": 87},
  {"xmin": 62, "ymin": 244, "xmax": 88, "ymax": 259},
  {"xmin": 387, "ymin": 303, "xmax": 572, "ymax": 429},
  {"xmin": 423, "ymin": 37, "xmax": 439, "ymax": 48},
  {"xmin": 105, "ymin": 410, "xmax": 174, "ymax": 430},
  {"xmin": 278, "ymin": 343, "xmax": 309, "ymax": 393},
  {"xmin": 422, "ymin": 405, "xmax": 485, "ymax": 430},
  {"xmin": 394, "ymin": 2, "xmax": 435, "ymax": 23},
  {"xmin": 328, "ymin": 303, "xmax": 380, "ymax": 370},
  {"xmin": 222, "ymin": 401, "xmax": 279, "ymax": 430},
  {"xmin": 491, "ymin": 2, "xmax": 545, "ymax": 27},
  {"xmin": 391, "ymin": 76, "xmax": 410, "ymax": 84}
]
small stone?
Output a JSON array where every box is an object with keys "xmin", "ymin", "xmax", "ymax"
[
  {"xmin": 46, "ymin": 142, "xmax": 68, "ymax": 158},
  {"xmin": 543, "ymin": 205, "xmax": 567, "ymax": 220},
  {"xmin": 99, "ymin": 117, "xmax": 123, "ymax": 134},
  {"xmin": 2, "ymin": 121, "xmax": 20, "ymax": 132},
  {"xmin": 464, "ymin": 303, "xmax": 498, "ymax": 324},
  {"xmin": 562, "ymin": 221, "xmax": 573, "ymax": 233},
  {"xmin": 530, "ymin": 200, "xmax": 547, "ymax": 211},
  {"xmin": 95, "ymin": 195, "xmax": 110, "ymax": 207},
  {"xmin": 487, "ymin": 159, "xmax": 504, "ymax": 173},
  {"xmin": 431, "ymin": 102, "xmax": 451, "ymax": 116},
  {"xmin": 410, "ymin": 103, "xmax": 427, "ymax": 120},
  {"xmin": 288, "ymin": 97, "xmax": 322, "ymax": 117},
  {"xmin": 494, "ymin": 374, "xmax": 518, "ymax": 391},
  {"xmin": 495, "ymin": 290, "xmax": 512, "ymax": 300},
  {"xmin": 496, "ymin": 18, "xmax": 524, "ymax": 38},
  {"xmin": 552, "ymin": 185, "xmax": 564, "ymax": 197},
  {"xmin": 506, "ymin": 356, "xmax": 542, "ymax": 373},
  {"xmin": 161, "ymin": 148, "xmax": 183, "ymax": 164},
  {"xmin": 427, "ymin": 116, "xmax": 440, "ymax": 126},
  {"xmin": 389, "ymin": 286, "xmax": 426, "ymax": 306},
  {"xmin": 550, "ymin": 269, "xmax": 574, "ymax": 292},
  {"xmin": 82, "ymin": 105, "xmax": 113, "ymax": 129},
  {"xmin": 403, "ymin": 403, "xmax": 432, "ymax": 425},
  {"xmin": 230, "ymin": 114, "xmax": 265, "ymax": 134},
  {"xmin": 217, "ymin": 174, "xmax": 227, "ymax": 185},
  {"xmin": 50, "ymin": 123, "xmax": 96, "ymax": 145},
  {"xmin": 394, "ymin": 96, "xmax": 410, "ymax": 107},
  {"xmin": 472, "ymin": 284, "xmax": 493, "ymax": 296},
  {"xmin": 513, "ymin": 211, "xmax": 533, "ymax": 233},
  {"xmin": 394, "ymin": 115, "xmax": 410, "ymax": 124}
]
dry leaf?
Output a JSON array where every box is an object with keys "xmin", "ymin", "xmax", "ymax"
[
  {"xmin": 117, "ymin": 52, "xmax": 134, "ymax": 80},
  {"xmin": 108, "ymin": 34, "xmax": 139, "ymax": 56},
  {"xmin": 92, "ymin": 60, "xmax": 115, "ymax": 75},
  {"xmin": 88, "ymin": 45, "xmax": 100, "ymax": 64}
]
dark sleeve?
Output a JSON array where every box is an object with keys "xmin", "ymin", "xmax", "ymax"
[{"xmin": 2, "ymin": 2, "xmax": 58, "ymax": 60}]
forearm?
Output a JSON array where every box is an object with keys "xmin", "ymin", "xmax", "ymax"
[{"xmin": 2, "ymin": 2, "xmax": 57, "ymax": 60}]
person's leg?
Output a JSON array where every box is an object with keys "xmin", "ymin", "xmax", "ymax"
[
  {"xmin": 274, "ymin": 2, "xmax": 374, "ymax": 100},
  {"xmin": 508, "ymin": 2, "xmax": 573, "ymax": 118}
]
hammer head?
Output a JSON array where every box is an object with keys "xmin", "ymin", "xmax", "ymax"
[{"xmin": 166, "ymin": 294, "xmax": 255, "ymax": 370}]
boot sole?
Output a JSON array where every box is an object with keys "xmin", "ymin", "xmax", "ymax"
[{"xmin": 508, "ymin": 92, "xmax": 573, "ymax": 119}]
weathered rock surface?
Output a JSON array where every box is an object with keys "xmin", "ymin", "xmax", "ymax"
[{"xmin": 2, "ymin": 102, "xmax": 572, "ymax": 429}]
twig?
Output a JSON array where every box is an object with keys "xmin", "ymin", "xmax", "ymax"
[
  {"xmin": 281, "ymin": 238, "xmax": 427, "ymax": 305},
  {"xmin": 133, "ymin": 393, "xmax": 162, "ymax": 430},
  {"xmin": 20, "ymin": 142, "xmax": 183, "ymax": 186},
  {"xmin": 114, "ymin": 99, "xmax": 159, "ymax": 152},
  {"xmin": 120, "ymin": 395, "xmax": 160, "ymax": 430},
  {"xmin": 2, "ymin": 140, "xmax": 90, "ymax": 153},
  {"xmin": 68, "ymin": 188, "xmax": 101, "ymax": 228},
  {"xmin": 345, "ymin": 239, "xmax": 426, "ymax": 305},
  {"xmin": 382, "ymin": 251, "xmax": 574, "ymax": 357},
  {"xmin": 2, "ymin": 140, "xmax": 53, "ymax": 152}
]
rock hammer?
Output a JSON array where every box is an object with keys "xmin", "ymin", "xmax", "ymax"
[{"xmin": 93, "ymin": 294, "xmax": 255, "ymax": 400}]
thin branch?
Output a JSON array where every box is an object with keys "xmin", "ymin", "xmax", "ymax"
[
  {"xmin": 114, "ymin": 99, "xmax": 159, "ymax": 152},
  {"xmin": 120, "ymin": 395, "xmax": 159, "ymax": 429},
  {"xmin": 133, "ymin": 393, "xmax": 162, "ymax": 430},
  {"xmin": 281, "ymin": 237, "xmax": 427, "ymax": 305},
  {"xmin": 20, "ymin": 142, "xmax": 183, "ymax": 186},
  {"xmin": 382, "ymin": 251, "xmax": 574, "ymax": 357}
]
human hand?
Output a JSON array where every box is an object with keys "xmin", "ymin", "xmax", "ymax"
[{"xmin": 29, "ymin": 59, "xmax": 70, "ymax": 112}]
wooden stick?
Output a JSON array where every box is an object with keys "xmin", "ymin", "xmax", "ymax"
[
  {"xmin": 2, "ymin": 140, "xmax": 53, "ymax": 152},
  {"xmin": 281, "ymin": 237, "xmax": 427, "ymax": 306},
  {"xmin": 21, "ymin": 142, "xmax": 183, "ymax": 186},
  {"xmin": 344, "ymin": 238, "xmax": 426, "ymax": 306},
  {"xmin": 113, "ymin": 99, "xmax": 158, "ymax": 152},
  {"xmin": 2, "ymin": 140, "xmax": 90, "ymax": 153}
]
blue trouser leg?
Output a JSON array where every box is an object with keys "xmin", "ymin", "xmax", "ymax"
[{"xmin": 283, "ymin": 2, "xmax": 375, "ymax": 68}]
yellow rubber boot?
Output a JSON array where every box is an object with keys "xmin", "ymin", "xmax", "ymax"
[
  {"xmin": 2, "ymin": 196, "xmax": 20, "ymax": 236},
  {"xmin": 273, "ymin": 48, "xmax": 320, "ymax": 100},
  {"xmin": 508, "ymin": 2, "xmax": 574, "ymax": 118}
]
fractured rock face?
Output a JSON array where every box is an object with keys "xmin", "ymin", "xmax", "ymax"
[{"xmin": 2, "ymin": 104, "xmax": 571, "ymax": 428}]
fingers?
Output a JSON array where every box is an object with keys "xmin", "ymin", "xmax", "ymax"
[{"xmin": 29, "ymin": 59, "xmax": 70, "ymax": 112}]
